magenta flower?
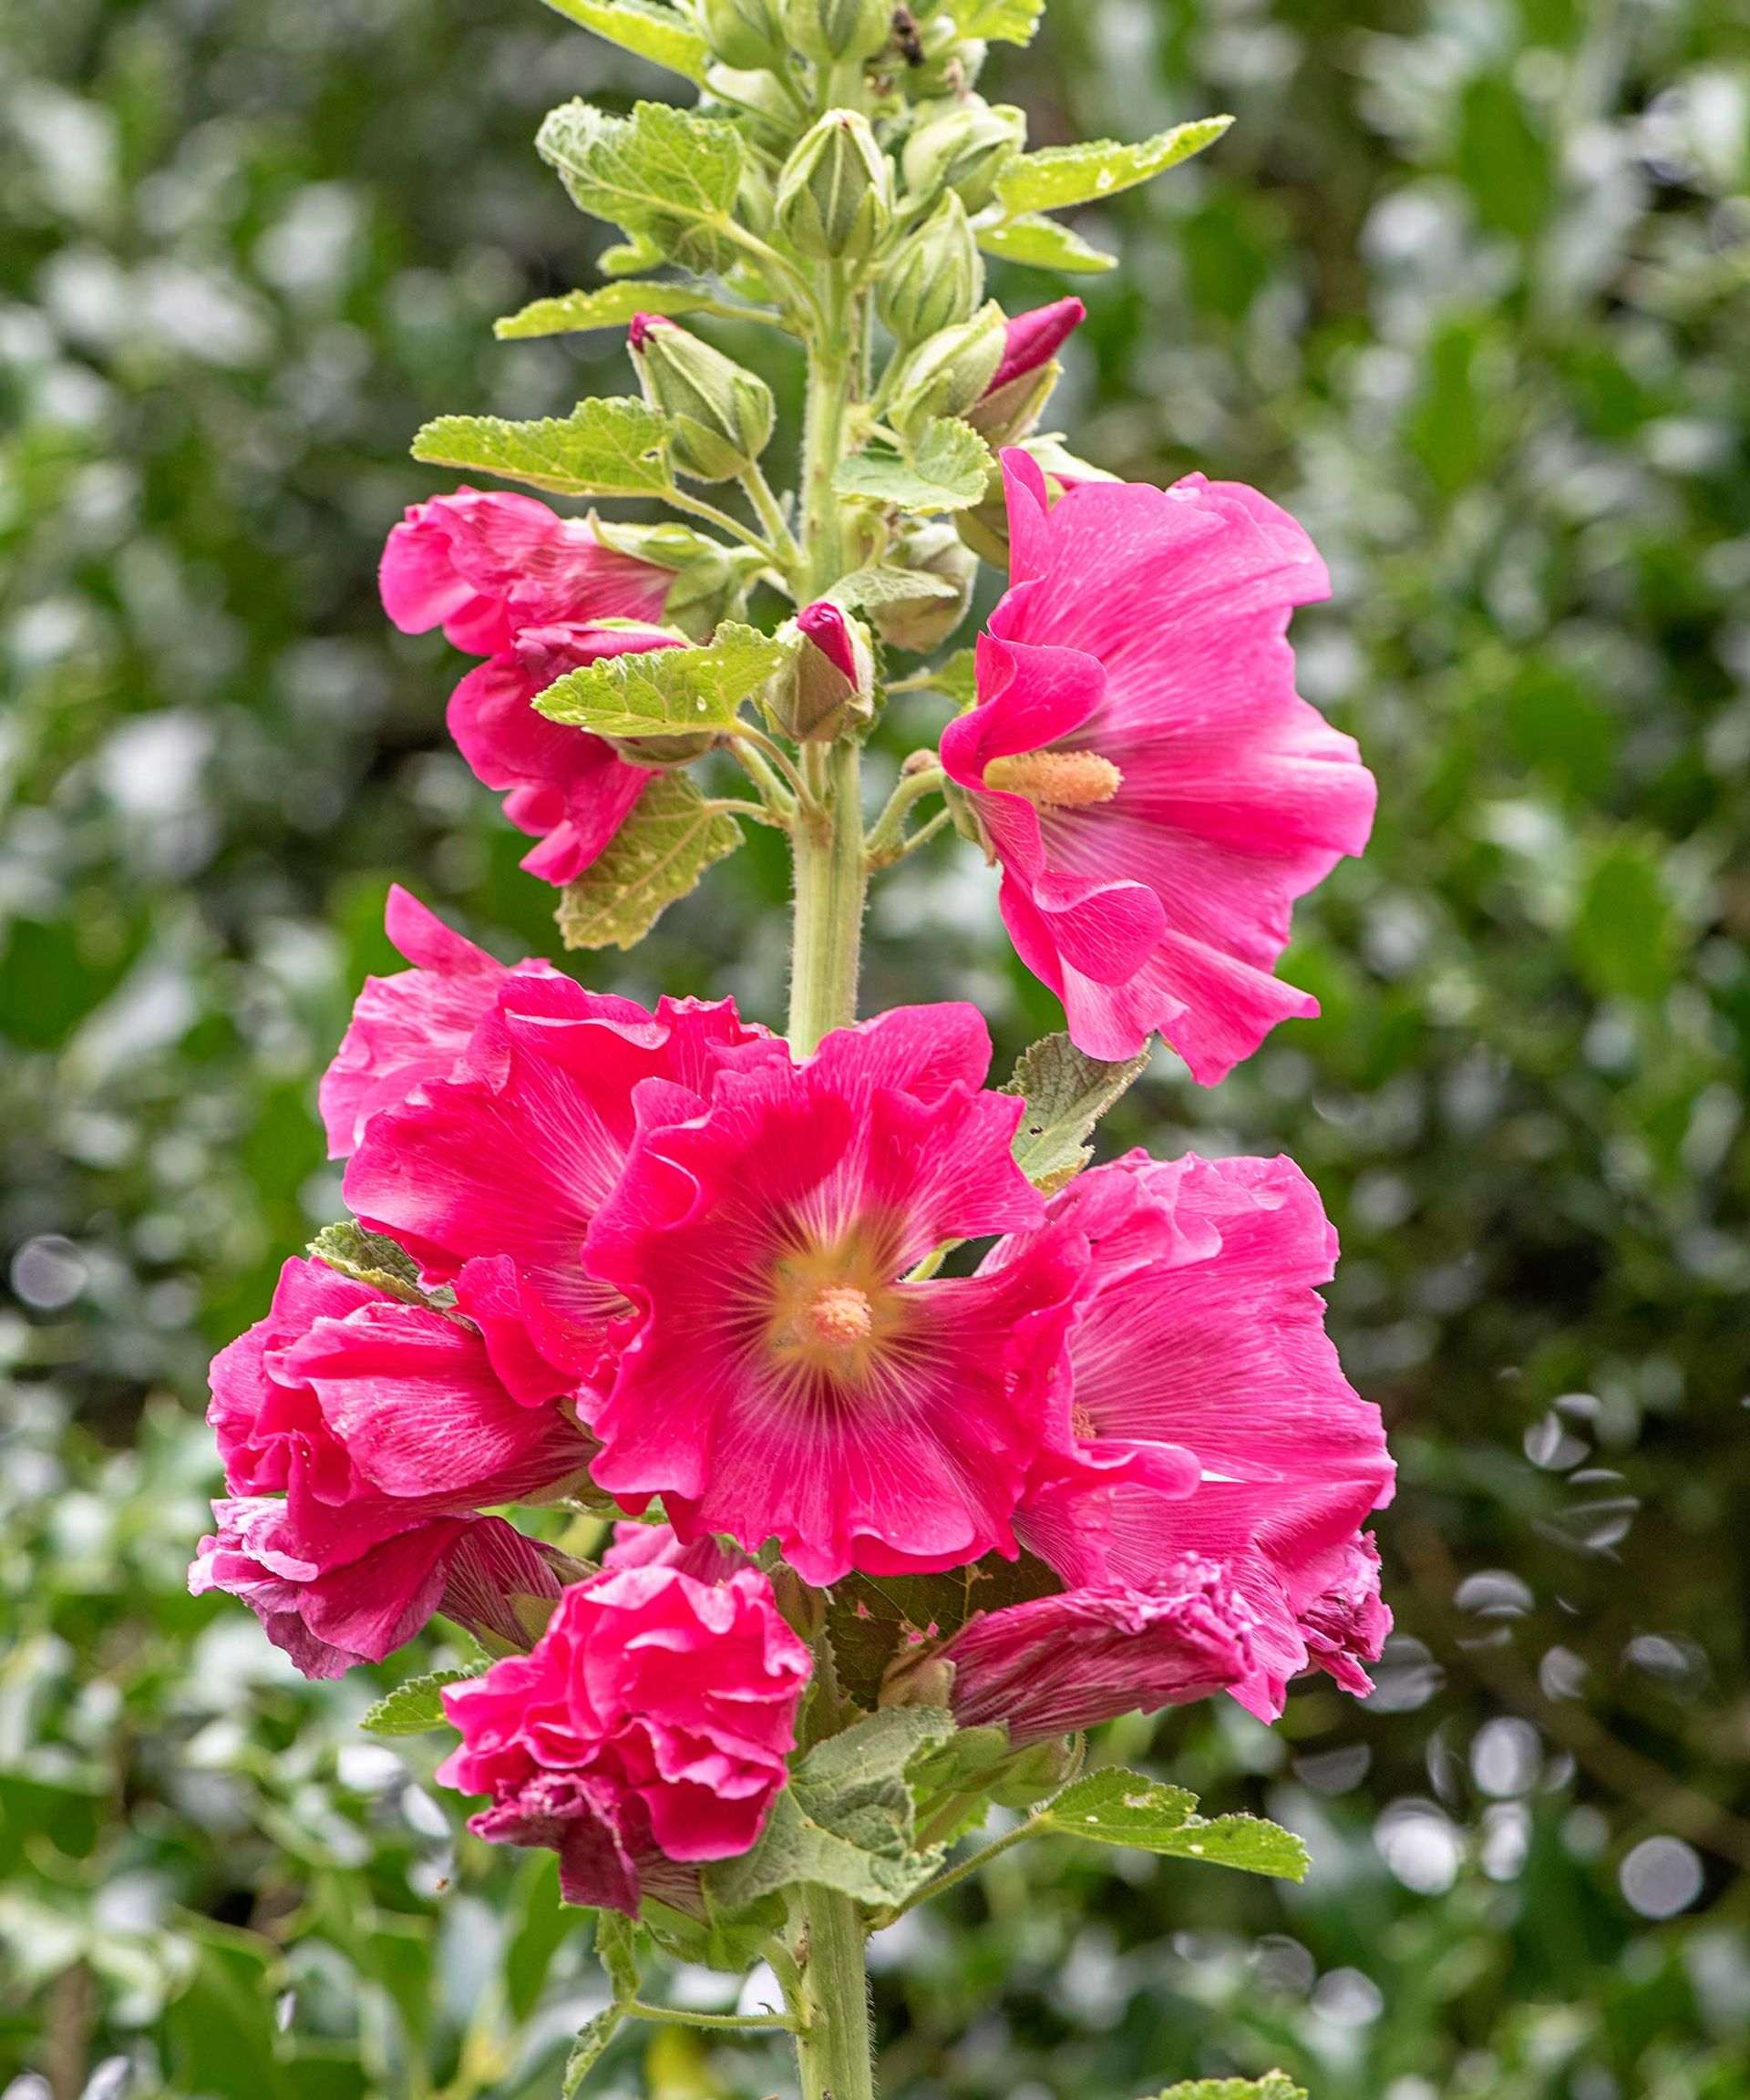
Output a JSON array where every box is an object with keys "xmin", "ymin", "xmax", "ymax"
[
  {"xmin": 380, "ymin": 486, "xmax": 670, "ymax": 654},
  {"xmin": 345, "ymin": 983, "xmax": 782, "ymax": 1389},
  {"xmin": 581, "ymin": 1005, "xmax": 1090, "ymax": 1585},
  {"xmin": 942, "ymin": 451, "xmax": 1376, "ymax": 1082},
  {"xmin": 319, "ymin": 888, "xmax": 559, "ymax": 1158},
  {"xmin": 437, "ymin": 1560, "xmax": 811, "ymax": 1912},
  {"xmin": 1002, "ymin": 1152, "xmax": 1395, "ymax": 1720},
  {"xmin": 448, "ymin": 621, "xmax": 683, "ymax": 886}
]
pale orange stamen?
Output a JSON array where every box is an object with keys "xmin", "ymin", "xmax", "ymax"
[
  {"xmin": 1071, "ymin": 1402, "xmax": 1098, "ymax": 1442},
  {"xmin": 983, "ymin": 748, "xmax": 1123, "ymax": 808},
  {"xmin": 800, "ymin": 1284, "xmax": 875, "ymax": 1350}
]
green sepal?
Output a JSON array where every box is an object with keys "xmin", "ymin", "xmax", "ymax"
[
  {"xmin": 1002, "ymin": 1031, "xmax": 1151, "ymax": 1191},
  {"xmin": 359, "ymin": 1666, "xmax": 485, "ymax": 1736},
  {"xmin": 556, "ymin": 772, "xmax": 744, "ymax": 951},
  {"xmin": 994, "ymin": 116, "xmax": 1232, "ymax": 217}
]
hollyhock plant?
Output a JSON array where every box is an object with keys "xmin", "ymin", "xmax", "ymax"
[
  {"xmin": 437, "ymin": 1559, "xmax": 810, "ymax": 1911},
  {"xmin": 942, "ymin": 450, "xmax": 1377, "ymax": 1082}
]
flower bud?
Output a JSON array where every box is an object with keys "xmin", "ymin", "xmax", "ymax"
[
  {"xmin": 782, "ymin": 0, "xmax": 890, "ymax": 64},
  {"xmin": 900, "ymin": 95, "xmax": 1025, "ymax": 212},
  {"xmin": 870, "ymin": 521, "xmax": 976, "ymax": 653},
  {"xmin": 887, "ymin": 302, "xmax": 1005, "ymax": 440},
  {"xmin": 765, "ymin": 601, "xmax": 876, "ymax": 742},
  {"xmin": 909, "ymin": 13, "xmax": 987, "ymax": 93},
  {"xmin": 964, "ymin": 296, "xmax": 1086, "ymax": 445},
  {"xmin": 628, "ymin": 313, "xmax": 775, "ymax": 483},
  {"xmin": 876, "ymin": 191, "xmax": 983, "ymax": 344},
  {"xmin": 775, "ymin": 110, "xmax": 893, "ymax": 262},
  {"xmin": 703, "ymin": 0, "xmax": 786, "ymax": 68}
]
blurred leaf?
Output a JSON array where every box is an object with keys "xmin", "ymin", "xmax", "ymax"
[
  {"xmin": 495, "ymin": 283, "xmax": 720, "ymax": 338},
  {"xmin": 977, "ymin": 212, "xmax": 1117, "ymax": 273},
  {"xmin": 1145, "ymin": 2076, "xmax": 1307, "ymax": 2100},
  {"xmin": 994, "ymin": 117, "xmax": 1232, "ymax": 216},
  {"xmin": 951, "ymin": 0, "xmax": 1044, "ymax": 43},
  {"xmin": 1570, "ymin": 840, "xmax": 1683, "ymax": 1003},
  {"xmin": 536, "ymin": 0, "xmax": 709, "ymax": 79},
  {"xmin": 563, "ymin": 2003, "xmax": 627, "ymax": 2095},
  {"xmin": 556, "ymin": 773, "xmax": 744, "ymax": 949}
]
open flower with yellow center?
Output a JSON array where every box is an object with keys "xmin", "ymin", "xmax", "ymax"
[{"xmin": 581, "ymin": 1005, "xmax": 1092, "ymax": 1586}]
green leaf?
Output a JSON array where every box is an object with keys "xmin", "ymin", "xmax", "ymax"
[
  {"xmin": 495, "ymin": 282, "xmax": 718, "ymax": 340},
  {"xmin": 641, "ymin": 1887, "xmax": 789, "ymax": 1973},
  {"xmin": 593, "ymin": 1911, "xmax": 642, "ymax": 2002},
  {"xmin": 537, "ymin": 99, "xmax": 745, "ymax": 260},
  {"xmin": 1002, "ymin": 1031, "xmax": 1151, "ymax": 1191},
  {"xmin": 557, "ymin": 771, "xmax": 744, "ymax": 951},
  {"xmin": 827, "ymin": 565, "xmax": 962, "ymax": 611},
  {"xmin": 995, "ymin": 117, "xmax": 1233, "ymax": 217},
  {"xmin": 308, "ymin": 1220, "xmax": 429, "ymax": 1303},
  {"xmin": 952, "ymin": 0, "xmax": 1044, "ymax": 42},
  {"xmin": 359, "ymin": 1666, "xmax": 484, "ymax": 1736},
  {"xmin": 708, "ymin": 1707, "xmax": 956, "ymax": 1909},
  {"xmin": 536, "ymin": 0, "xmax": 708, "ymax": 81},
  {"xmin": 1038, "ymin": 1769, "xmax": 1310, "ymax": 1882},
  {"xmin": 1145, "ymin": 2076, "xmax": 1308, "ymax": 2100},
  {"xmin": 561, "ymin": 2005, "xmax": 626, "ymax": 2096},
  {"xmin": 977, "ymin": 212, "xmax": 1117, "ymax": 273},
  {"xmin": 919, "ymin": 646, "xmax": 979, "ymax": 709},
  {"xmin": 1571, "ymin": 839, "xmax": 1682, "ymax": 1003},
  {"xmin": 534, "ymin": 621, "xmax": 785, "ymax": 739},
  {"xmin": 825, "ymin": 1553, "xmax": 1060, "ymax": 1712},
  {"xmin": 834, "ymin": 419, "xmax": 995, "ymax": 512},
  {"xmin": 411, "ymin": 397, "xmax": 672, "ymax": 499}
]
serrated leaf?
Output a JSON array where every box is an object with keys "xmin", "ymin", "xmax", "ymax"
[
  {"xmin": 995, "ymin": 117, "xmax": 1233, "ymax": 218},
  {"xmin": 952, "ymin": 0, "xmax": 1043, "ymax": 41},
  {"xmin": 834, "ymin": 419, "xmax": 995, "ymax": 512},
  {"xmin": 495, "ymin": 283, "xmax": 718, "ymax": 340},
  {"xmin": 537, "ymin": 0, "xmax": 708, "ymax": 80},
  {"xmin": 412, "ymin": 397, "xmax": 672, "ymax": 499},
  {"xmin": 826, "ymin": 1554, "xmax": 1060, "ymax": 1712},
  {"xmin": 537, "ymin": 99, "xmax": 745, "ymax": 259},
  {"xmin": 827, "ymin": 565, "xmax": 962, "ymax": 611},
  {"xmin": 1146, "ymin": 2076, "xmax": 1308, "ymax": 2100},
  {"xmin": 1002, "ymin": 1031, "xmax": 1150, "ymax": 1189},
  {"xmin": 360, "ymin": 1666, "xmax": 484, "ymax": 1736},
  {"xmin": 1039, "ymin": 1769, "xmax": 1310, "ymax": 1882},
  {"xmin": 309, "ymin": 1220, "xmax": 429, "ymax": 1303},
  {"xmin": 977, "ymin": 213, "xmax": 1117, "ymax": 274},
  {"xmin": 707, "ymin": 1707, "xmax": 955, "ymax": 1910},
  {"xmin": 561, "ymin": 2005, "xmax": 625, "ymax": 2096},
  {"xmin": 557, "ymin": 771, "xmax": 743, "ymax": 951},
  {"xmin": 534, "ymin": 621, "xmax": 784, "ymax": 738},
  {"xmin": 593, "ymin": 1911, "xmax": 641, "ymax": 2003}
]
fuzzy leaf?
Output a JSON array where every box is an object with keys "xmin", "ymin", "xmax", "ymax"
[
  {"xmin": 556, "ymin": 772, "xmax": 743, "ymax": 951},
  {"xmin": 640, "ymin": 1887, "xmax": 788, "ymax": 1974},
  {"xmin": 996, "ymin": 117, "xmax": 1233, "ymax": 217},
  {"xmin": 593, "ymin": 1911, "xmax": 642, "ymax": 2002},
  {"xmin": 977, "ymin": 213, "xmax": 1117, "ymax": 273},
  {"xmin": 534, "ymin": 622, "xmax": 785, "ymax": 739},
  {"xmin": 827, "ymin": 565, "xmax": 962, "ymax": 610},
  {"xmin": 826, "ymin": 1554, "xmax": 1061, "ymax": 1712},
  {"xmin": 834, "ymin": 420, "xmax": 995, "ymax": 512},
  {"xmin": 1040, "ymin": 1769, "xmax": 1310, "ymax": 1882},
  {"xmin": 952, "ymin": 0, "xmax": 1044, "ymax": 42},
  {"xmin": 537, "ymin": 99, "xmax": 745, "ymax": 253},
  {"xmin": 708, "ymin": 1707, "xmax": 954, "ymax": 1909},
  {"xmin": 561, "ymin": 2005, "xmax": 625, "ymax": 2096},
  {"xmin": 1002, "ymin": 1031, "xmax": 1150, "ymax": 1189},
  {"xmin": 412, "ymin": 397, "xmax": 672, "ymax": 499},
  {"xmin": 360, "ymin": 1666, "xmax": 484, "ymax": 1736},
  {"xmin": 309, "ymin": 1220, "xmax": 430, "ymax": 1303},
  {"xmin": 495, "ymin": 282, "xmax": 718, "ymax": 339},
  {"xmin": 1146, "ymin": 2076, "xmax": 1308, "ymax": 2100},
  {"xmin": 537, "ymin": 0, "xmax": 709, "ymax": 80}
]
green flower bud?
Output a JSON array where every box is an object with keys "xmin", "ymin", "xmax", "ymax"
[
  {"xmin": 870, "ymin": 521, "xmax": 976, "ymax": 653},
  {"xmin": 775, "ymin": 110, "xmax": 894, "ymax": 262},
  {"xmin": 909, "ymin": 14, "xmax": 987, "ymax": 93},
  {"xmin": 764, "ymin": 601, "xmax": 877, "ymax": 742},
  {"xmin": 876, "ymin": 191, "xmax": 983, "ymax": 343},
  {"xmin": 900, "ymin": 94, "xmax": 1024, "ymax": 212},
  {"xmin": 783, "ymin": 0, "xmax": 890, "ymax": 65},
  {"xmin": 628, "ymin": 313, "xmax": 775, "ymax": 483},
  {"xmin": 703, "ymin": 0, "xmax": 786, "ymax": 69},
  {"xmin": 887, "ymin": 301, "xmax": 1005, "ymax": 440}
]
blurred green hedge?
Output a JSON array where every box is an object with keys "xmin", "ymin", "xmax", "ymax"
[{"xmin": 3, "ymin": 0, "xmax": 1748, "ymax": 2094}]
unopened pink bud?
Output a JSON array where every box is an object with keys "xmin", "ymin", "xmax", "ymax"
[
  {"xmin": 627, "ymin": 312, "xmax": 670, "ymax": 354},
  {"xmin": 797, "ymin": 599, "xmax": 858, "ymax": 683},
  {"xmin": 985, "ymin": 297, "xmax": 1086, "ymax": 398}
]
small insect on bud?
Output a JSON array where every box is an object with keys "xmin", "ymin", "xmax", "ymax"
[
  {"xmin": 900, "ymin": 93, "xmax": 1025, "ymax": 213},
  {"xmin": 964, "ymin": 296, "xmax": 1086, "ymax": 445},
  {"xmin": 765, "ymin": 601, "xmax": 877, "ymax": 742},
  {"xmin": 703, "ymin": 0, "xmax": 787, "ymax": 69},
  {"xmin": 775, "ymin": 110, "xmax": 894, "ymax": 262},
  {"xmin": 876, "ymin": 191, "xmax": 983, "ymax": 345},
  {"xmin": 782, "ymin": 0, "xmax": 890, "ymax": 65},
  {"xmin": 887, "ymin": 302, "xmax": 1006, "ymax": 441},
  {"xmin": 627, "ymin": 313, "xmax": 776, "ymax": 484},
  {"xmin": 870, "ymin": 521, "xmax": 976, "ymax": 654}
]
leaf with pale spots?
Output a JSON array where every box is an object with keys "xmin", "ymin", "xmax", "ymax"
[
  {"xmin": 950, "ymin": 0, "xmax": 1044, "ymax": 43},
  {"xmin": 976, "ymin": 213, "xmax": 1117, "ymax": 273},
  {"xmin": 535, "ymin": 0, "xmax": 709, "ymax": 81},
  {"xmin": 494, "ymin": 282, "xmax": 720, "ymax": 339},
  {"xmin": 995, "ymin": 117, "xmax": 1233, "ymax": 218},
  {"xmin": 412, "ymin": 397, "xmax": 673, "ymax": 499},
  {"xmin": 557, "ymin": 773, "xmax": 743, "ymax": 951},
  {"xmin": 1145, "ymin": 2076, "xmax": 1308, "ymax": 2100},
  {"xmin": 1003, "ymin": 1031, "xmax": 1150, "ymax": 1191},
  {"xmin": 534, "ymin": 622, "xmax": 785, "ymax": 739},
  {"xmin": 1039, "ymin": 1769, "xmax": 1309, "ymax": 1881}
]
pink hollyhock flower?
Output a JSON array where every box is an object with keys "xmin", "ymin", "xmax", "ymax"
[
  {"xmin": 942, "ymin": 451, "xmax": 1376, "ymax": 1082},
  {"xmin": 319, "ymin": 887, "xmax": 560, "ymax": 1158},
  {"xmin": 448, "ymin": 621, "xmax": 684, "ymax": 886},
  {"xmin": 999, "ymin": 1151, "xmax": 1394, "ymax": 1721},
  {"xmin": 345, "ymin": 983, "xmax": 782, "ymax": 1389},
  {"xmin": 581, "ymin": 1004, "xmax": 1091, "ymax": 1586},
  {"xmin": 437, "ymin": 1561, "xmax": 810, "ymax": 1912},
  {"xmin": 944, "ymin": 1560, "xmax": 1254, "ymax": 1743},
  {"xmin": 380, "ymin": 487, "xmax": 670, "ymax": 654}
]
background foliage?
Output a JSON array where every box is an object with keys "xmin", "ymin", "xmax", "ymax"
[{"xmin": 4, "ymin": 0, "xmax": 1749, "ymax": 2093}]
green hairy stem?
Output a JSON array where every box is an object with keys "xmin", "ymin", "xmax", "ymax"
[{"xmin": 795, "ymin": 1884, "xmax": 878, "ymax": 2100}]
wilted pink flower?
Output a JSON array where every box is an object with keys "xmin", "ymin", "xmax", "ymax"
[
  {"xmin": 319, "ymin": 888, "xmax": 559, "ymax": 1158},
  {"xmin": 1001, "ymin": 1151, "xmax": 1394, "ymax": 1721},
  {"xmin": 582, "ymin": 1004, "xmax": 1090, "ymax": 1586},
  {"xmin": 345, "ymin": 983, "xmax": 781, "ymax": 1389},
  {"xmin": 437, "ymin": 1561, "xmax": 810, "ymax": 1911},
  {"xmin": 944, "ymin": 1560, "xmax": 1254, "ymax": 1743},
  {"xmin": 448, "ymin": 621, "xmax": 684, "ymax": 886},
  {"xmin": 380, "ymin": 487, "xmax": 670, "ymax": 654},
  {"xmin": 942, "ymin": 451, "xmax": 1375, "ymax": 1082}
]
